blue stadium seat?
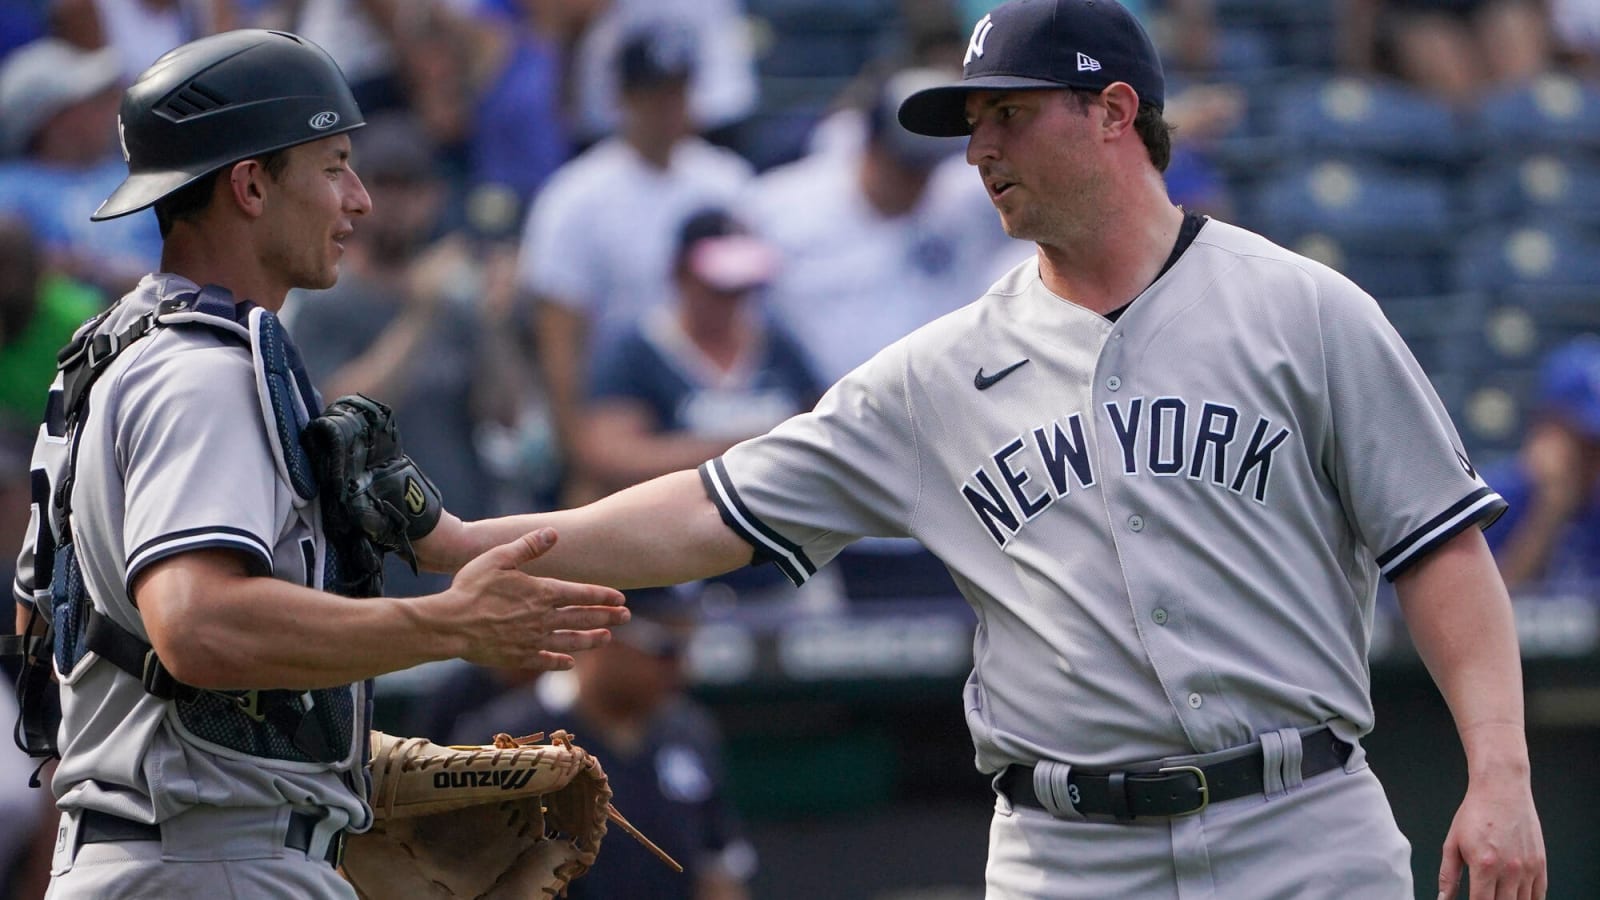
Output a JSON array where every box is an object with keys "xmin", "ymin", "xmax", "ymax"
[
  {"xmin": 1269, "ymin": 76, "xmax": 1465, "ymax": 166},
  {"xmin": 1479, "ymin": 286, "xmax": 1600, "ymax": 368},
  {"xmin": 1252, "ymin": 159, "xmax": 1457, "ymax": 247},
  {"xmin": 1467, "ymin": 153, "xmax": 1600, "ymax": 228},
  {"xmin": 1454, "ymin": 366, "xmax": 1541, "ymax": 461},
  {"xmin": 1475, "ymin": 75, "xmax": 1600, "ymax": 154},
  {"xmin": 1453, "ymin": 224, "xmax": 1600, "ymax": 292}
]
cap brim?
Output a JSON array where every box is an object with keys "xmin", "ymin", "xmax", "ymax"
[
  {"xmin": 92, "ymin": 169, "xmax": 207, "ymax": 220},
  {"xmin": 898, "ymin": 75, "xmax": 1073, "ymax": 137}
]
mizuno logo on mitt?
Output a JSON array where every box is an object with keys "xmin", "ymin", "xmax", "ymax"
[{"xmin": 431, "ymin": 769, "xmax": 538, "ymax": 791}]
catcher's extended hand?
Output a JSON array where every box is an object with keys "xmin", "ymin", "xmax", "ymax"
[
  {"xmin": 302, "ymin": 394, "xmax": 442, "ymax": 576},
  {"xmin": 343, "ymin": 731, "xmax": 679, "ymax": 900}
]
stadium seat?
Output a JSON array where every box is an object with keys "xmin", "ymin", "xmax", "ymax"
[
  {"xmin": 1476, "ymin": 75, "xmax": 1600, "ymax": 154},
  {"xmin": 1453, "ymin": 224, "xmax": 1600, "ymax": 292},
  {"xmin": 1467, "ymin": 153, "xmax": 1600, "ymax": 228},
  {"xmin": 1252, "ymin": 159, "xmax": 1456, "ymax": 246},
  {"xmin": 1269, "ymin": 76, "xmax": 1465, "ymax": 166}
]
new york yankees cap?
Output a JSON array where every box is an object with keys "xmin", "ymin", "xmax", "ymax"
[{"xmin": 898, "ymin": 0, "xmax": 1165, "ymax": 137}]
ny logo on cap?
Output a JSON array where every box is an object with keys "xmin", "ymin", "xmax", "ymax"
[
  {"xmin": 965, "ymin": 14, "xmax": 994, "ymax": 67},
  {"xmin": 1077, "ymin": 52, "xmax": 1102, "ymax": 72}
]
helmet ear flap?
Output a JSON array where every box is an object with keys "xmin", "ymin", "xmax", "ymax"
[{"xmin": 93, "ymin": 29, "xmax": 364, "ymax": 221}]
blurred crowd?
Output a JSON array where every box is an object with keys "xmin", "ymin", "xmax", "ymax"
[{"xmin": 4, "ymin": 0, "xmax": 1600, "ymax": 896}]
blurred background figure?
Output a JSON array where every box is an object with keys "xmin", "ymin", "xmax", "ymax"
[
  {"xmin": 1340, "ymin": 0, "xmax": 1554, "ymax": 106},
  {"xmin": 742, "ymin": 65, "xmax": 1027, "ymax": 388},
  {"xmin": 0, "ymin": 216, "xmax": 102, "ymax": 435},
  {"xmin": 1485, "ymin": 335, "xmax": 1600, "ymax": 597},
  {"xmin": 739, "ymin": 65, "xmax": 1029, "ymax": 603},
  {"xmin": 578, "ymin": 206, "xmax": 838, "ymax": 610},
  {"xmin": 48, "ymin": 0, "xmax": 236, "ymax": 82},
  {"xmin": 450, "ymin": 586, "xmax": 756, "ymax": 900},
  {"xmin": 517, "ymin": 21, "xmax": 753, "ymax": 505},
  {"xmin": 0, "ymin": 35, "xmax": 157, "ymax": 295},
  {"xmin": 567, "ymin": 0, "xmax": 759, "ymax": 147},
  {"xmin": 285, "ymin": 113, "xmax": 528, "ymax": 596}
]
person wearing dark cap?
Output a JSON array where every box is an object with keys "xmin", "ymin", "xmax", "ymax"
[
  {"xmin": 8, "ymin": 30, "xmax": 627, "ymax": 898},
  {"xmin": 400, "ymin": 3, "xmax": 1544, "ymax": 897},
  {"xmin": 1486, "ymin": 335, "xmax": 1600, "ymax": 595},
  {"xmin": 450, "ymin": 584, "xmax": 756, "ymax": 900},
  {"xmin": 515, "ymin": 21, "xmax": 752, "ymax": 506}
]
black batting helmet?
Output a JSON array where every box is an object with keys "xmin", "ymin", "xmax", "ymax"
[{"xmin": 93, "ymin": 29, "xmax": 364, "ymax": 221}]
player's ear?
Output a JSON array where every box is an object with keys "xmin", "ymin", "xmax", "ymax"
[
  {"xmin": 227, "ymin": 159, "xmax": 269, "ymax": 217},
  {"xmin": 1098, "ymin": 83, "xmax": 1140, "ymax": 141}
]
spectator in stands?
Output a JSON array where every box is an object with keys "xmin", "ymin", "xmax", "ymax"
[
  {"xmin": 743, "ymin": 65, "xmax": 1029, "ymax": 387},
  {"xmin": 0, "ymin": 36, "xmax": 159, "ymax": 295},
  {"xmin": 1551, "ymin": 0, "xmax": 1600, "ymax": 73},
  {"xmin": 48, "ymin": 0, "xmax": 236, "ymax": 82},
  {"xmin": 450, "ymin": 586, "xmax": 756, "ymax": 900},
  {"xmin": 0, "ymin": 217, "xmax": 103, "ymax": 435},
  {"xmin": 1485, "ymin": 335, "xmax": 1600, "ymax": 596},
  {"xmin": 567, "ymin": 0, "xmax": 758, "ymax": 146},
  {"xmin": 1340, "ymin": 0, "xmax": 1553, "ymax": 107},
  {"xmin": 579, "ymin": 206, "xmax": 838, "ymax": 610},
  {"xmin": 286, "ymin": 113, "xmax": 527, "ymax": 595},
  {"xmin": 741, "ymin": 66, "xmax": 1029, "ymax": 602},
  {"xmin": 516, "ymin": 22, "xmax": 752, "ymax": 503}
]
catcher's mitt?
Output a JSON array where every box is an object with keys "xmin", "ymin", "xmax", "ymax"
[
  {"xmin": 301, "ymin": 394, "xmax": 442, "ymax": 595},
  {"xmin": 343, "ymin": 730, "xmax": 678, "ymax": 900}
]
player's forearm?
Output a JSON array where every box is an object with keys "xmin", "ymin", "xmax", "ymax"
[
  {"xmin": 455, "ymin": 469, "xmax": 752, "ymax": 589},
  {"xmin": 1394, "ymin": 528, "xmax": 1531, "ymax": 777},
  {"xmin": 137, "ymin": 554, "xmax": 466, "ymax": 690}
]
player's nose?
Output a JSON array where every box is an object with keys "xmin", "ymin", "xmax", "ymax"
[
  {"xmin": 966, "ymin": 122, "xmax": 999, "ymax": 166},
  {"xmin": 345, "ymin": 169, "xmax": 373, "ymax": 217}
]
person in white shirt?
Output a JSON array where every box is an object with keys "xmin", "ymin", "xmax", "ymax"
[{"xmin": 516, "ymin": 22, "xmax": 752, "ymax": 501}]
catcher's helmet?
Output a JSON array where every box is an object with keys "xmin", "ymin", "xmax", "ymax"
[{"xmin": 93, "ymin": 29, "xmax": 364, "ymax": 221}]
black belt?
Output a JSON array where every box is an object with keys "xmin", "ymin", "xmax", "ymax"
[
  {"xmin": 997, "ymin": 727, "xmax": 1351, "ymax": 820},
  {"xmin": 77, "ymin": 809, "xmax": 346, "ymax": 867}
]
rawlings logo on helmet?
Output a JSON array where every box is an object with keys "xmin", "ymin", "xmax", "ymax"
[{"xmin": 309, "ymin": 110, "xmax": 340, "ymax": 130}]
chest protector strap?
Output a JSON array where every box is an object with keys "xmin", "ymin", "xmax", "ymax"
[{"xmin": 11, "ymin": 288, "xmax": 350, "ymax": 766}]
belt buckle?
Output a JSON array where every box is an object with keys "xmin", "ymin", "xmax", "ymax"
[{"xmin": 1156, "ymin": 764, "xmax": 1210, "ymax": 816}]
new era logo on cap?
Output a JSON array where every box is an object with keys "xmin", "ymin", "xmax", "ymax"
[{"xmin": 1076, "ymin": 52, "xmax": 1101, "ymax": 72}]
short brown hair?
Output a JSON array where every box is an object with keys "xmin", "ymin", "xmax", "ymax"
[
  {"xmin": 153, "ymin": 148, "xmax": 292, "ymax": 237},
  {"xmin": 1065, "ymin": 89, "xmax": 1175, "ymax": 173}
]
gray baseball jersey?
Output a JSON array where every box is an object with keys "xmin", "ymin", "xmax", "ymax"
[
  {"xmin": 12, "ymin": 275, "xmax": 369, "ymax": 871},
  {"xmin": 701, "ymin": 218, "xmax": 1502, "ymax": 774}
]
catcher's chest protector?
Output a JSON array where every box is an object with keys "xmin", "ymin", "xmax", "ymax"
[{"xmin": 9, "ymin": 288, "xmax": 368, "ymax": 769}]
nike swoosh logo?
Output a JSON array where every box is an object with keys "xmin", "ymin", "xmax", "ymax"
[{"xmin": 974, "ymin": 358, "xmax": 1030, "ymax": 390}]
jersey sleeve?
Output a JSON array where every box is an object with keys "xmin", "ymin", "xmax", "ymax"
[
  {"xmin": 699, "ymin": 343, "xmax": 921, "ymax": 585},
  {"xmin": 113, "ymin": 340, "xmax": 283, "ymax": 589},
  {"xmin": 1315, "ymin": 268, "xmax": 1506, "ymax": 580}
]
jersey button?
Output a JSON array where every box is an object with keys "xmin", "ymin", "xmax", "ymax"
[
  {"xmin": 1152, "ymin": 608, "xmax": 1168, "ymax": 625},
  {"xmin": 1106, "ymin": 375, "xmax": 1122, "ymax": 391},
  {"xmin": 1128, "ymin": 514, "xmax": 1145, "ymax": 532},
  {"xmin": 1187, "ymin": 692, "xmax": 1204, "ymax": 709}
]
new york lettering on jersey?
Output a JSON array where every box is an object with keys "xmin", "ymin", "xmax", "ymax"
[{"xmin": 961, "ymin": 397, "xmax": 1292, "ymax": 547}]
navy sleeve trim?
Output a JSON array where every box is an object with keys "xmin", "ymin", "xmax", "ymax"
[
  {"xmin": 126, "ymin": 525, "xmax": 273, "ymax": 592},
  {"xmin": 699, "ymin": 459, "xmax": 816, "ymax": 587},
  {"xmin": 1376, "ymin": 487, "xmax": 1508, "ymax": 581}
]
